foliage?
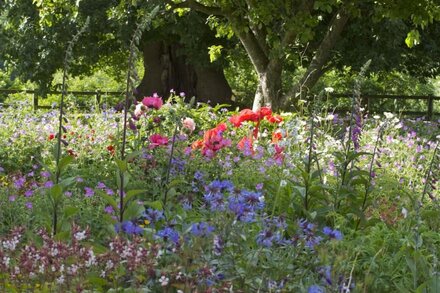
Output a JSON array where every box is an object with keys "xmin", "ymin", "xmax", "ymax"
[{"xmin": 0, "ymin": 89, "xmax": 439, "ymax": 291}]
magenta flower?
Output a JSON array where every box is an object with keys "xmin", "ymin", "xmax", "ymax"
[
  {"xmin": 149, "ymin": 134, "xmax": 169, "ymax": 149},
  {"xmin": 142, "ymin": 96, "xmax": 163, "ymax": 110}
]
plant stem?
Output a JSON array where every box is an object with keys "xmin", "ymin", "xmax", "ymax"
[{"xmin": 163, "ymin": 123, "xmax": 179, "ymax": 208}]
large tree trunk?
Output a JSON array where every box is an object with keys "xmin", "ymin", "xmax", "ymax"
[
  {"xmin": 136, "ymin": 41, "xmax": 232, "ymax": 105},
  {"xmin": 257, "ymin": 60, "xmax": 282, "ymax": 110}
]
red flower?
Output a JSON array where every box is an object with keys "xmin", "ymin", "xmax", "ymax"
[
  {"xmin": 256, "ymin": 107, "xmax": 272, "ymax": 119},
  {"xmin": 272, "ymin": 131, "xmax": 283, "ymax": 143},
  {"xmin": 266, "ymin": 115, "xmax": 283, "ymax": 124},
  {"xmin": 48, "ymin": 133, "xmax": 55, "ymax": 141},
  {"xmin": 200, "ymin": 123, "xmax": 230, "ymax": 157},
  {"xmin": 149, "ymin": 134, "xmax": 169, "ymax": 149},
  {"xmin": 67, "ymin": 149, "xmax": 76, "ymax": 157},
  {"xmin": 107, "ymin": 145, "xmax": 116, "ymax": 156},
  {"xmin": 191, "ymin": 139, "xmax": 204, "ymax": 150}
]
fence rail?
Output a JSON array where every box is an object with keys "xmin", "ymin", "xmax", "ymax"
[
  {"xmin": 0, "ymin": 89, "xmax": 439, "ymax": 120},
  {"xmin": 0, "ymin": 89, "xmax": 123, "ymax": 110},
  {"xmin": 330, "ymin": 93, "xmax": 440, "ymax": 121}
]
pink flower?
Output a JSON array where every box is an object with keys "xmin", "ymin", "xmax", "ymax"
[
  {"xmin": 149, "ymin": 134, "xmax": 169, "ymax": 149},
  {"xmin": 142, "ymin": 96, "xmax": 163, "ymax": 110},
  {"xmin": 182, "ymin": 117, "xmax": 196, "ymax": 133}
]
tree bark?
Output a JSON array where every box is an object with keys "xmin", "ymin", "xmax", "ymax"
[{"xmin": 136, "ymin": 41, "xmax": 232, "ymax": 105}]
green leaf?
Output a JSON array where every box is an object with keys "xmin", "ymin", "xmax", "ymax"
[
  {"xmin": 144, "ymin": 200, "xmax": 163, "ymax": 210},
  {"xmin": 58, "ymin": 155, "xmax": 73, "ymax": 173},
  {"xmin": 59, "ymin": 176, "xmax": 76, "ymax": 188},
  {"xmin": 123, "ymin": 200, "xmax": 144, "ymax": 221},
  {"xmin": 126, "ymin": 150, "xmax": 142, "ymax": 161},
  {"xmin": 416, "ymin": 276, "xmax": 440, "ymax": 292},
  {"xmin": 63, "ymin": 206, "xmax": 79, "ymax": 218},
  {"xmin": 116, "ymin": 170, "xmax": 130, "ymax": 189},
  {"xmin": 292, "ymin": 185, "xmax": 306, "ymax": 198},
  {"xmin": 87, "ymin": 274, "xmax": 108, "ymax": 288},
  {"xmin": 405, "ymin": 29, "xmax": 420, "ymax": 48},
  {"xmin": 115, "ymin": 158, "xmax": 127, "ymax": 172},
  {"xmin": 97, "ymin": 190, "xmax": 118, "ymax": 210},
  {"xmin": 54, "ymin": 231, "xmax": 70, "ymax": 241},
  {"xmin": 49, "ymin": 184, "xmax": 63, "ymax": 203},
  {"xmin": 124, "ymin": 189, "xmax": 146, "ymax": 206},
  {"xmin": 208, "ymin": 45, "xmax": 223, "ymax": 63}
]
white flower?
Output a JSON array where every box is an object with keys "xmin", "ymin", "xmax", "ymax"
[
  {"xmin": 384, "ymin": 112, "xmax": 394, "ymax": 119},
  {"xmin": 324, "ymin": 87, "xmax": 334, "ymax": 93},
  {"xmin": 401, "ymin": 207, "xmax": 408, "ymax": 218},
  {"xmin": 74, "ymin": 231, "xmax": 87, "ymax": 241},
  {"xmin": 182, "ymin": 117, "xmax": 196, "ymax": 132},
  {"xmin": 159, "ymin": 275, "xmax": 169, "ymax": 286},
  {"xmin": 280, "ymin": 180, "xmax": 287, "ymax": 187}
]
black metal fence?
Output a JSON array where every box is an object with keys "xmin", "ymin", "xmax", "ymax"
[
  {"xmin": 0, "ymin": 89, "xmax": 123, "ymax": 110},
  {"xmin": 0, "ymin": 89, "xmax": 439, "ymax": 120}
]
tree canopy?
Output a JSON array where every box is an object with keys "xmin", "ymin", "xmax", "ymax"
[{"xmin": 1, "ymin": 0, "xmax": 440, "ymax": 109}]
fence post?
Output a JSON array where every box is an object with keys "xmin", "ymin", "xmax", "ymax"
[
  {"xmin": 427, "ymin": 96, "xmax": 433, "ymax": 121},
  {"xmin": 33, "ymin": 92, "xmax": 38, "ymax": 111},
  {"xmin": 96, "ymin": 90, "xmax": 101, "ymax": 105}
]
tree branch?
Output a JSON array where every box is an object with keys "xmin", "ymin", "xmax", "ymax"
[
  {"xmin": 235, "ymin": 26, "xmax": 270, "ymax": 74},
  {"xmin": 283, "ymin": 6, "xmax": 350, "ymax": 107}
]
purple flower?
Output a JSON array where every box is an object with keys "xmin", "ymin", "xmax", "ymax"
[
  {"xmin": 84, "ymin": 187, "xmax": 94, "ymax": 197},
  {"xmin": 105, "ymin": 188, "xmax": 114, "ymax": 195},
  {"xmin": 40, "ymin": 171, "xmax": 50, "ymax": 178},
  {"xmin": 44, "ymin": 181, "xmax": 54, "ymax": 188},
  {"xmin": 14, "ymin": 177, "xmax": 26, "ymax": 189},
  {"xmin": 9, "ymin": 195, "xmax": 16, "ymax": 202},
  {"xmin": 104, "ymin": 206, "xmax": 114, "ymax": 214},
  {"xmin": 25, "ymin": 202, "xmax": 33, "ymax": 209},
  {"xmin": 96, "ymin": 182, "xmax": 106, "ymax": 189},
  {"xmin": 24, "ymin": 190, "xmax": 34, "ymax": 197},
  {"xmin": 157, "ymin": 227, "xmax": 180, "ymax": 244},
  {"xmin": 64, "ymin": 191, "xmax": 72, "ymax": 197},
  {"xmin": 76, "ymin": 177, "xmax": 84, "ymax": 183}
]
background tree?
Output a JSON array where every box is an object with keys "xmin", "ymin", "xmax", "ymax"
[
  {"xmin": 1, "ymin": 0, "xmax": 440, "ymax": 110},
  {"xmin": 169, "ymin": 0, "xmax": 440, "ymax": 110},
  {"xmin": 0, "ymin": 0, "xmax": 233, "ymax": 104}
]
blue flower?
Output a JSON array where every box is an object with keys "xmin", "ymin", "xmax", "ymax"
[
  {"xmin": 323, "ymin": 226, "xmax": 343, "ymax": 240},
  {"xmin": 157, "ymin": 227, "xmax": 180, "ymax": 244},
  {"xmin": 256, "ymin": 229, "xmax": 281, "ymax": 247},
  {"xmin": 205, "ymin": 180, "xmax": 234, "ymax": 194},
  {"xmin": 142, "ymin": 208, "xmax": 164, "ymax": 224},
  {"xmin": 191, "ymin": 222, "xmax": 215, "ymax": 237},
  {"xmin": 308, "ymin": 285, "xmax": 325, "ymax": 293},
  {"xmin": 203, "ymin": 191, "xmax": 226, "ymax": 211},
  {"xmin": 114, "ymin": 221, "xmax": 143, "ymax": 235}
]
